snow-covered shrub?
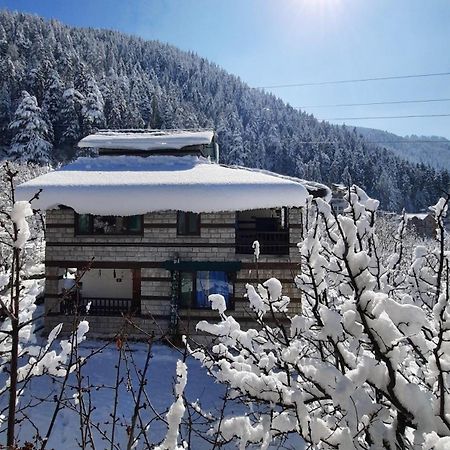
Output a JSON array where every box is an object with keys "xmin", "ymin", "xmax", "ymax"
[
  {"xmin": 188, "ymin": 186, "xmax": 450, "ymax": 449},
  {"xmin": 0, "ymin": 166, "xmax": 89, "ymax": 448},
  {"xmin": 0, "ymin": 161, "xmax": 49, "ymax": 274}
]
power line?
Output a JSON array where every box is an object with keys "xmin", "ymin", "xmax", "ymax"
[
  {"xmin": 296, "ymin": 98, "xmax": 450, "ymax": 109},
  {"xmin": 293, "ymin": 140, "xmax": 450, "ymax": 145},
  {"xmin": 321, "ymin": 113, "xmax": 450, "ymax": 121},
  {"xmin": 256, "ymin": 71, "xmax": 450, "ymax": 89}
]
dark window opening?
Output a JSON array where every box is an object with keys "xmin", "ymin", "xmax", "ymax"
[
  {"xmin": 75, "ymin": 214, "xmax": 143, "ymax": 235},
  {"xmin": 235, "ymin": 208, "xmax": 290, "ymax": 255},
  {"xmin": 177, "ymin": 211, "xmax": 201, "ymax": 236},
  {"xmin": 178, "ymin": 271, "xmax": 234, "ymax": 310}
]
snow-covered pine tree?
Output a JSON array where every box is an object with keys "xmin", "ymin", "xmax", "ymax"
[
  {"xmin": 82, "ymin": 77, "xmax": 105, "ymax": 135},
  {"xmin": 0, "ymin": 82, "xmax": 11, "ymax": 147},
  {"xmin": 8, "ymin": 91, "xmax": 53, "ymax": 164},
  {"xmin": 42, "ymin": 70, "xmax": 64, "ymax": 147},
  {"xmin": 60, "ymin": 85, "xmax": 83, "ymax": 147}
]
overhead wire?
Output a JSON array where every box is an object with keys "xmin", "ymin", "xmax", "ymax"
[
  {"xmin": 292, "ymin": 140, "xmax": 449, "ymax": 145},
  {"xmin": 321, "ymin": 113, "xmax": 450, "ymax": 121},
  {"xmin": 295, "ymin": 98, "xmax": 450, "ymax": 109},
  {"xmin": 256, "ymin": 71, "xmax": 450, "ymax": 89}
]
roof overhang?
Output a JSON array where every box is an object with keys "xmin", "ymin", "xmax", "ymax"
[{"xmin": 16, "ymin": 155, "xmax": 330, "ymax": 215}]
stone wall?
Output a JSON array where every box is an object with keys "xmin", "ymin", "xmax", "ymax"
[{"xmin": 44, "ymin": 208, "xmax": 304, "ymax": 336}]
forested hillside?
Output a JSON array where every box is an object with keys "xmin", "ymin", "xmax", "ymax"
[
  {"xmin": 356, "ymin": 127, "xmax": 450, "ymax": 172},
  {"xmin": 0, "ymin": 10, "xmax": 448, "ymax": 211}
]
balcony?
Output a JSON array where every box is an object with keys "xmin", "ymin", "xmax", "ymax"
[
  {"xmin": 60, "ymin": 297, "xmax": 139, "ymax": 316},
  {"xmin": 236, "ymin": 230, "xmax": 290, "ymax": 255},
  {"xmin": 235, "ymin": 208, "xmax": 290, "ymax": 256}
]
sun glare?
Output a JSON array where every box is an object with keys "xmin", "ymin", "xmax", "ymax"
[{"xmin": 274, "ymin": 0, "xmax": 344, "ymax": 40}]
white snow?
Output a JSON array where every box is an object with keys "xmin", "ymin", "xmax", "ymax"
[
  {"xmin": 16, "ymin": 155, "xmax": 311, "ymax": 215},
  {"xmin": 209, "ymin": 294, "xmax": 227, "ymax": 315},
  {"xmin": 6, "ymin": 340, "xmax": 303, "ymax": 449},
  {"xmin": 11, "ymin": 201, "xmax": 33, "ymax": 248},
  {"xmin": 78, "ymin": 130, "xmax": 215, "ymax": 151}
]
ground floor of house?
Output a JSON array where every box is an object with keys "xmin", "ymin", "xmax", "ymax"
[{"xmin": 44, "ymin": 259, "xmax": 302, "ymax": 338}]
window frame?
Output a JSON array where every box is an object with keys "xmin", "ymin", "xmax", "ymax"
[
  {"xmin": 74, "ymin": 213, "xmax": 144, "ymax": 236},
  {"xmin": 176, "ymin": 211, "xmax": 201, "ymax": 236},
  {"xmin": 178, "ymin": 270, "xmax": 235, "ymax": 310}
]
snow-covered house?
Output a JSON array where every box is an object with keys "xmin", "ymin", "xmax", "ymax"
[{"xmin": 17, "ymin": 129, "xmax": 330, "ymax": 337}]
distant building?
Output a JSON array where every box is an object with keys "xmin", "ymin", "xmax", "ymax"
[
  {"xmin": 329, "ymin": 183, "xmax": 348, "ymax": 215},
  {"xmin": 405, "ymin": 213, "xmax": 436, "ymax": 239}
]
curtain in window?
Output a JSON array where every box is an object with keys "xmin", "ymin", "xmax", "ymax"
[{"xmin": 196, "ymin": 271, "xmax": 229, "ymax": 308}]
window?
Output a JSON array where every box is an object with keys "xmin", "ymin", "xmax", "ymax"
[
  {"xmin": 179, "ymin": 271, "xmax": 234, "ymax": 309},
  {"xmin": 75, "ymin": 214, "xmax": 143, "ymax": 235},
  {"xmin": 177, "ymin": 211, "xmax": 200, "ymax": 236}
]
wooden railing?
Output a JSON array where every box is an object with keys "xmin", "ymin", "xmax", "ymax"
[
  {"xmin": 235, "ymin": 230, "xmax": 290, "ymax": 255},
  {"xmin": 60, "ymin": 297, "xmax": 139, "ymax": 316}
]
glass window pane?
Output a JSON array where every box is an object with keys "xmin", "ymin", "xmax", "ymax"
[
  {"xmin": 195, "ymin": 271, "xmax": 230, "ymax": 309},
  {"xmin": 177, "ymin": 212, "xmax": 199, "ymax": 235},
  {"xmin": 177, "ymin": 212, "xmax": 187, "ymax": 234},
  {"xmin": 126, "ymin": 216, "xmax": 142, "ymax": 233},
  {"xmin": 188, "ymin": 213, "xmax": 199, "ymax": 234},
  {"xmin": 77, "ymin": 214, "xmax": 91, "ymax": 233},
  {"xmin": 93, "ymin": 216, "xmax": 116, "ymax": 234},
  {"xmin": 180, "ymin": 272, "xmax": 194, "ymax": 308}
]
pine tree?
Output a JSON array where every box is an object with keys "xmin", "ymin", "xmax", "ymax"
[
  {"xmin": 8, "ymin": 91, "xmax": 52, "ymax": 164},
  {"xmin": 82, "ymin": 78, "xmax": 105, "ymax": 135},
  {"xmin": 59, "ymin": 86, "xmax": 83, "ymax": 152},
  {"xmin": 0, "ymin": 82, "xmax": 11, "ymax": 147},
  {"xmin": 42, "ymin": 70, "xmax": 64, "ymax": 146}
]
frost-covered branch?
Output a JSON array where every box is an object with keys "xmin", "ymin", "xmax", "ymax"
[{"xmin": 187, "ymin": 186, "xmax": 450, "ymax": 449}]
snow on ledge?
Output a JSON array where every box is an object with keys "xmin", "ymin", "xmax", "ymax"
[
  {"xmin": 16, "ymin": 156, "xmax": 319, "ymax": 215},
  {"xmin": 78, "ymin": 130, "xmax": 214, "ymax": 151}
]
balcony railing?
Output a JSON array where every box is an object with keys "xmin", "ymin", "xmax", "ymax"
[
  {"xmin": 236, "ymin": 230, "xmax": 290, "ymax": 255},
  {"xmin": 60, "ymin": 297, "xmax": 139, "ymax": 316}
]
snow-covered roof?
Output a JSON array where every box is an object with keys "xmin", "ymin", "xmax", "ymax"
[
  {"xmin": 16, "ymin": 156, "xmax": 326, "ymax": 215},
  {"xmin": 405, "ymin": 213, "xmax": 430, "ymax": 220},
  {"xmin": 78, "ymin": 130, "xmax": 215, "ymax": 151}
]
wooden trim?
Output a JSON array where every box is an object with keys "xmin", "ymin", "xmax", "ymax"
[
  {"xmin": 144, "ymin": 223, "xmax": 235, "ymax": 229},
  {"xmin": 240, "ymin": 262, "xmax": 299, "ymax": 269},
  {"xmin": 144, "ymin": 222, "xmax": 236, "ymax": 230},
  {"xmin": 236, "ymin": 278, "xmax": 296, "ymax": 284},
  {"xmin": 44, "ymin": 260, "xmax": 300, "ymax": 271},
  {"xmin": 200, "ymin": 223, "xmax": 235, "ymax": 228},
  {"xmin": 141, "ymin": 276, "xmax": 172, "ymax": 282},
  {"xmin": 141, "ymin": 295, "xmax": 172, "ymax": 301},
  {"xmin": 46, "ymin": 241, "xmax": 231, "ymax": 248},
  {"xmin": 45, "ymin": 260, "xmax": 168, "ymax": 269},
  {"xmin": 46, "ymin": 293, "xmax": 63, "ymax": 298},
  {"xmin": 144, "ymin": 223, "xmax": 177, "ymax": 228},
  {"xmin": 46, "ymin": 275, "xmax": 64, "ymax": 281},
  {"xmin": 46, "ymin": 223, "xmax": 74, "ymax": 229},
  {"xmin": 47, "ymin": 311, "xmax": 171, "ymax": 321},
  {"xmin": 46, "ymin": 241, "xmax": 297, "ymax": 248}
]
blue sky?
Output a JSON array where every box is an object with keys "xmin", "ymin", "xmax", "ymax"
[{"xmin": 1, "ymin": 0, "xmax": 450, "ymax": 138}]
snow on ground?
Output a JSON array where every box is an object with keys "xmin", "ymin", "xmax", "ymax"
[
  {"xmin": 9, "ymin": 339, "xmax": 305, "ymax": 449},
  {"xmin": 16, "ymin": 155, "xmax": 311, "ymax": 215}
]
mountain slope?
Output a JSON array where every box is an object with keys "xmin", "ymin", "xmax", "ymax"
[
  {"xmin": 0, "ymin": 10, "xmax": 448, "ymax": 211},
  {"xmin": 356, "ymin": 127, "xmax": 450, "ymax": 172}
]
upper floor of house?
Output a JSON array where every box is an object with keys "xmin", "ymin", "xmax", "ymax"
[
  {"xmin": 45, "ymin": 206, "xmax": 301, "ymax": 258},
  {"xmin": 17, "ymin": 129, "xmax": 331, "ymax": 258}
]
